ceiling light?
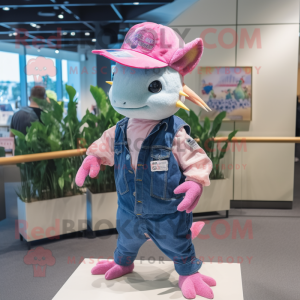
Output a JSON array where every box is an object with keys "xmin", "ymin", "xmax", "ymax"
[
  {"xmin": 13, "ymin": 32, "xmax": 17, "ymax": 36},
  {"xmin": 133, "ymin": 2, "xmax": 139, "ymax": 5},
  {"xmin": 55, "ymin": 50, "xmax": 59, "ymax": 54},
  {"xmin": 63, "ymin": 32, "xmax": 68, "ymax": 35},
  {"xmin": 58, "ymin": 14, "xmax": 64, "ymax": 19},
  {"xmin": 9, "ymin": 33, "xmax": 12, "ymax": 37},
  {"xmin": 85, "ymin": 32, "xmax": 90, "ymax": 36},
  {"xmin": 92, "ymin": 38, "xmax": 96, "ymax": 42},
  {"xmin": 30, "ymin": 23, "xmax": 37, "ymax": 27},
  {"xmin": 71, "ymin": 32, "xmax": 75, "ymax": 36},
  {"xmin": 3, "ymin": 7, "xmax": 10, "ymax": 11},
  {"xmin": 36, "ymin": 25, "xmax": 41, "ymax": 29}
]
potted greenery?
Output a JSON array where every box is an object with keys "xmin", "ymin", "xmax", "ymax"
[
  {"xmin": 82, "ymin": 86, "xmax": 123, "ymax": 232},
  {"xmin": 175, "ymin": 110, "xmax": 238, "ymax": 214},
  {"xmin": 12, "ymin": 85, "xmax": 88, "ymax": 244},
  {"xmin": 0, "ymin": 147, "xmax": 5, "ymax": 157}
]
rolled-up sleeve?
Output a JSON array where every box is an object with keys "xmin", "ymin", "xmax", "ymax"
[
  {"xmin": 86, "ymin": 125, "xmax": 116, "ymax": 167},
  {"xmin": 172, "ymin": 127, "xmax": 212, "ymax": 186}
]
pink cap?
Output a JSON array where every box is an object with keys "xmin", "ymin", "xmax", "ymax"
[{"xmin": 92, "ymin": 22, "xmax": 203, "ymax": 76}]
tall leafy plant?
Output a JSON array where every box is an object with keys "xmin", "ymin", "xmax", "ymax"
[
  {"xmin": 0, "ymin": 147, "xmax": 5, "ymax": 157},
  {"xmin": 176, "ymin": 110, "xmax": 238, "ymax": 179},
  {"xmin": 82, "ymin": 85, "xmax": 123, "ymax": 193},
  {"xmin": 57, "ymin": 85, "xmax": 88, "ymax": 195},
  {"xmin": 12, "ymin": 84, "xmax": 86, "ymax": 202}
]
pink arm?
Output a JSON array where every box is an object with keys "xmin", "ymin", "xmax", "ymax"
[
  {"xmin": 172, "ymin": 128, "xmax": 212, "ymax": 213},
  {"xmin": 86, "ymin": 125, "xmax": 116, "ymax": 166},
  {"xmin": 75, "ymin": 156, "xmax": 101, "ymax": 187},
  {"xmin": 174, "ymin": 181, "xmax": 203, "ymax": 213},
  {"xmin": 75, "ymin": 126, "xmax": 116, "ymax": 187}
]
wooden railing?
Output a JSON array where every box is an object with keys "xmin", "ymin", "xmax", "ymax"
[
  {"xmin": 1, "ymin": 137, "xmax": 300, "ymax": 166},
  {"xmin": 194, "ymin": 137, "xmax": 300, "ymax": 143},
  {"xmin": 0, "ymin": 149, "xmax": 86, "ymax": 166}
]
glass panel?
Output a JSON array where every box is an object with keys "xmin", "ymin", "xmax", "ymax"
[
  {"xmin": 62, "ymin": 59, "xmax": 80, "ymax": 110},
  {"xmin": 0, "ymin": 51, "xmax": 21, "ymax": 111},
  {"xmin": 26, "ymin": 55, "xmax": 57, "ymax": 105}
]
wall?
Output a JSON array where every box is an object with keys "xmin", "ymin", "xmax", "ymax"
[
  {"xmin": 298, "ymin": 57, "xmax": 300, "ymax": 96},
  {"xmin": 170, "ymin": 0, "xmax": 299, "ymax": 202},
  {"xmin": 79, "ymin": 51, "xmax": 97, "ymax": 119}
]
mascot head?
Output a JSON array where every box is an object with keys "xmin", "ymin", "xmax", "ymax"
[{"xmin": 93, "ymin": 22, "xmax": 210, "ymax": 120}]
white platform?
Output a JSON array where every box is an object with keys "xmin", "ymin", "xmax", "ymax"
[{"xmin": 53, "ymin": 259, "xmax": 244, "ymax": 300}]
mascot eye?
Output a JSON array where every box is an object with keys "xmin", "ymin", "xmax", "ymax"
[{"xmin": 148, "ymin": 80, "xmax": 162, "ymax": 93}]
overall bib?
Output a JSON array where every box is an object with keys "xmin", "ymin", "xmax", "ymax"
[{"xmin": 113, "ymin": 116, "xmax": 202, "ymax": 276}]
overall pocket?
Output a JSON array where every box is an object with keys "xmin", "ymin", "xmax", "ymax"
[
  {"xmin": 114, "ymin": 145, "xmax": 129, "ymax": 195},
  {"xmin": 150, "ymin": 147, "xmax": 171, "ymax": 200}
]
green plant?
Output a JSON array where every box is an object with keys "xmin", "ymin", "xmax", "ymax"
[
  {"xmin": 175, "ymin": 110, "xmax": 238, "ymax": 179},
  {"xmin": 0, "ymin": 146, "xmax": 5, "ymax": 157},
  {"xmin": 82, "ymin": 86, "xmax": 123, "ymax": 193},
  {"xmin": 12, "ymin": 84, "xmax": 86, "ymax": 202}
]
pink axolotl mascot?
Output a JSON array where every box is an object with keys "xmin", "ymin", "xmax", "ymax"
[{"xmin": 76, "ymin": 22, "xmax": 215, "ymax": 299}]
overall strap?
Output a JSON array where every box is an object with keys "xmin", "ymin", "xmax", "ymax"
[
  {"xmin": 162, "ymin": 115, "xmax": 191, "ymax": 148},
  {"xmin": 114, "ymin": 117, "xmax": 129, "ymax": 145}
]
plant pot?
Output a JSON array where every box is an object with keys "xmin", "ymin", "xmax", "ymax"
[
  {"xmin": 193, "ymin": 179, "xmax": 231, "ymax": 213},
  {"xmin": 17, "ymin": 194, "xmax": 87, "ymax": 242},
  {"xmin": 86, "ymin": 189, "xmax": 118, "ymax": 231}
]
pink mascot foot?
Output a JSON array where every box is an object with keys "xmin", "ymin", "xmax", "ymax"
[
  {"xmin": 91, "ymin": 260, "xmax": 134, "ymax": 280},
  {"xmin": 179, "ymin": 272, "xmax": 216, "ymax": 299}
]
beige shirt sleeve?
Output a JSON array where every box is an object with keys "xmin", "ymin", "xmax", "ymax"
[
  {"xmin": 86, "ymin": 125, "xmax": 116, "ymax": 167},
  {"xmin": 172, "ymin": 127, "xmax": 212, "ymax": 186}
]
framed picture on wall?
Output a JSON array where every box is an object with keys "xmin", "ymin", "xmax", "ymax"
[{"xmin": 198, "ymin": 66, "xmax": 252, "ymax": 121}]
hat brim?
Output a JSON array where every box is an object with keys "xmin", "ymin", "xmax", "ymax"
[{"xmin": 92, "ymin": 49, "xmax": 168, "ymax": 69}]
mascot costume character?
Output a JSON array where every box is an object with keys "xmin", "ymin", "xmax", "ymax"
[{"xmin": 76, "ymin": 22, "xmax": 216, "ymax": 299}]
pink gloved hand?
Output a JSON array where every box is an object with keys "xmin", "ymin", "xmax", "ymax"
[
  {"xmin": 174, "ymin": 181, "xmax": 203, "ymax": 213},
  {"xmin": 75, "ymin": 156, "xmax": 101, "ymax": 187},
  {"xmin": 179, "ymin": 272, "xmax": 216, "ymax": 299}
]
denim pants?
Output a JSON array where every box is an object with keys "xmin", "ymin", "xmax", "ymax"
[{"xmin": 114, "ymin": 207, "xmax": 202, "ymax": 276}]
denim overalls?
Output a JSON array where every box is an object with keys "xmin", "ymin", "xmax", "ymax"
[{"xmin": 113, "ymin": 116, "xmax": 202, "ymax": 275}]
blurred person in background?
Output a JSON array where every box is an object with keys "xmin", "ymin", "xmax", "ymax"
[
  {"xmin": 46, "ymin": 89, "xmax": 57, "ymax": 102},
  {"xmin": 10, "ymin": 86, "xmax": 47, "ymax": 136}
]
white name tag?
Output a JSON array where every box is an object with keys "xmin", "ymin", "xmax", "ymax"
[
  {"xmin": 185, "ymin": 138, "xmax": 200, "ymax": 150},
  {"xmin": 150, "ymin": 160, "xmax": 168, "ymax": 172}
]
